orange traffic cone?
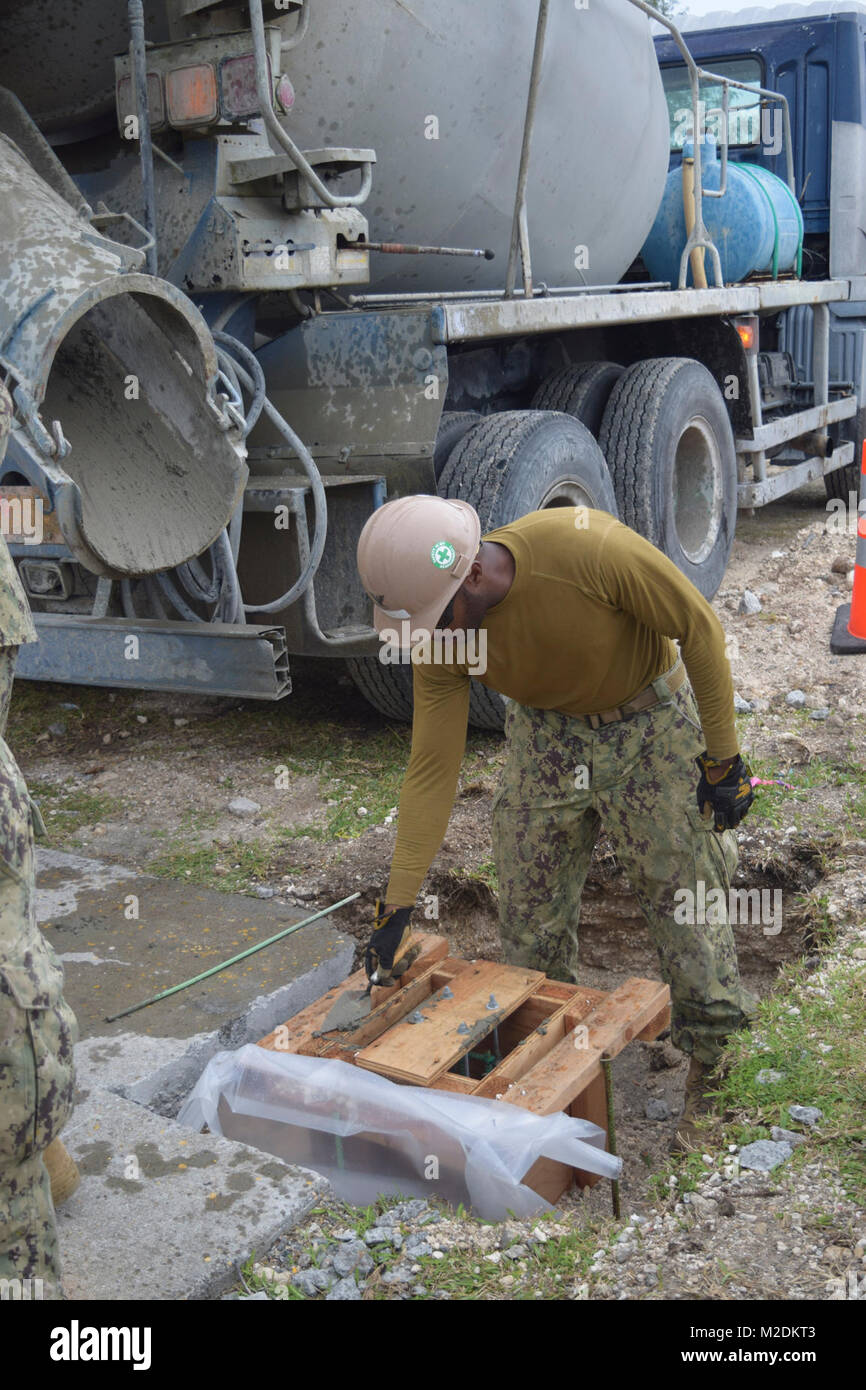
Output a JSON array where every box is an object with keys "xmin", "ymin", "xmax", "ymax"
[
  {"xmin": 830, "ymin": 441, "xmax": 866, "ymax": 653},
  {"xmin": 850, "ymin": 513, "xmax": 866, "ymax": 640}
]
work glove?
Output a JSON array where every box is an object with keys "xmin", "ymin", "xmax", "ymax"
[
  {"xmin": 365, "ymin": 900, "xmax": 418, "ymax": 986},
  {"xmin": 695, "ymin": 751, "xmax": 755, "ymax": 832}
]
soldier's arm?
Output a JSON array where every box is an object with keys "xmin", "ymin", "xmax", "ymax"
[
  {"xmin": 597, "ymin": 522, "xmax": 738, "ymax": 760},
  {"xmin": 385, "ymin": 657, "xmax": 471, "ymax": 907}
]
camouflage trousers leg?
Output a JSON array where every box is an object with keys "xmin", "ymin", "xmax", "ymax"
[
  {"xmin": 492, "ymin": 671, "xmax": 756, "ymax": 1065},
  {"xmin": 0, "ymin": 1152, "xmax": 63, "ymax": 1301},
  {"xmin": 0, "ymin": 722, "xmax": 77, "ymax": 1303},
  {"xmin": 0, "ymin": 975, "xmax": 75, "ymax": 1302}
]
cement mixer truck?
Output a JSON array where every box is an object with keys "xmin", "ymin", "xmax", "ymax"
[{"xmin": 0, "ymin": 0, "xmax": 861, "ymax": 728}]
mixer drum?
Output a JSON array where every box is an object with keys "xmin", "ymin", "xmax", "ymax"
[
  {"xmin": 0, "ymin": 1, "xmax": 670, "ymax": 293},
  {"xmin": 281, "ymin": 0, "xmax": 671, "ymax": 293}
]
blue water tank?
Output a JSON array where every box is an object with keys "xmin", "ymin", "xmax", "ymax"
[{"xmin": 641, "ymin": 137, "xmax": 803, "ymax": 288}]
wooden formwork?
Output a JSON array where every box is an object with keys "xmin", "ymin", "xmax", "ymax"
[{"xmin": 258, "ymin": 933, "xmax": 671, "ymax": 1204}]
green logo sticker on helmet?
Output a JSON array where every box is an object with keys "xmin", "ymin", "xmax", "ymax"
[{"xmin": 430, "ymin": 541, "xmax": 456, "ymax": 570}]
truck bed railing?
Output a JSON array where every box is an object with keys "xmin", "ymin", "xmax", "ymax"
[
  {"xmin": 506, "ymin": 0, "xmax": 797, "ymax": 296},
  {"xmin": 631, "ymin": 0, "xmax": 795, "ymax": 289}
]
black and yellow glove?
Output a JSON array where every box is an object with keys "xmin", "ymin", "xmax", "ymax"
[
  {"xmin": 695, "ymin": 751, "xmax": 755, "ymax": 832},
  {"xmin": 365, "ymin": 900, "xmax": 419, "ymax": 986}
]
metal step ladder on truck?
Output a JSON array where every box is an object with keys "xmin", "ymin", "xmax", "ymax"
[{"xmin": 0, "ymin": 0, "xmax": 861, "ymax": 730}]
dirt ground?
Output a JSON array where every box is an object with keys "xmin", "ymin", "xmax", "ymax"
[{"xmin": 11, "ymin": 479, "xmax": 866, "ymax": 1213}]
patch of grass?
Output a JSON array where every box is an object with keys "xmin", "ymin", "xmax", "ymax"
[
  {"xmin": 28, "ymin": 780, "xmax": 126, "ymax": 846},
  {"xmin": 397, "ymin": 1225, "xmax": 599, "ymax": 1301},
  {"xmin": 649, "ymin": 946, "xmax": 866, "ymax": 1205},
  {"xmin": 453, "ymin": 857, "xmax": 499, "ymax": 892},
  {"xmin": 238, "ymin": 1253, "xmax": 303, "ymax": 1301},
  {"xmin": 309, "ymin": 727, "xmax": 499, "ymax": 842},
  {"xmin": 148, "ymin": 840, "xmax": 276, "ymax": 893},
  {"xmin": 717, "ymin": 959, "xmax": 866, "ymax": 1198},
  {"xmin": 742, "ymin": 743, "xmax": 866, "ymax": 837},
  {"xmin": 794, "ymin": 888, "xmax": 834, "ymax": 948},
  {"xmin": 6, "ymin": 682, "xmax": 98, "ymax": 747},
  {"xmin": 10, "ymin": 670, "xmax": 506, "ymax": 876}
]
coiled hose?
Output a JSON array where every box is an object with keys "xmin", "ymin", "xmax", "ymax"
[{"xmin": 121, "ymin": 329, "xmax": 327, "ymax": 624}]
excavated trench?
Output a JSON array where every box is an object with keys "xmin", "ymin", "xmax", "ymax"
[{"xmin": 420, "ymin": 840, "xmax": 824, "ymax": 991}]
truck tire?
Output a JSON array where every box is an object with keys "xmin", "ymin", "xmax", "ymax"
[
  {"xmin": 531, "ymin": 361, "xmax": 624, "ymax": 438},
  {"xmin": 434, "ymin": 410, "xmax": 482, "ymax": 480},
  {"xmin": 598, "ymin": 357, "xmax": 737, "ymax": 598},
  {"xmin": 824, "ymin": 457, "xmax": 859, "ymax": 505},
  {"xmin": 440, "ymin": 409, "xmax": 618, "ymax": 729},
  {"xmin": 345, "ymin": 654, "xmax": 414, "ymax": 722}
]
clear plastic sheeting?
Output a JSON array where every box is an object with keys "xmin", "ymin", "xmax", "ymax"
[{"xmin": 178, "ymin": 1046, "xmax": 621, "ymax": 1221}]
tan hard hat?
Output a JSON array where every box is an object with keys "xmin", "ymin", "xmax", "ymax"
[{"xmin": 357, "ymin": 494, "xmax": 481, "ymax": 639}]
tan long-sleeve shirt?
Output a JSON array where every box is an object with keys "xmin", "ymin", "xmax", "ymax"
[{"xmin": 386, "ymin": 508, "xmax": 736, "ymax": 905}]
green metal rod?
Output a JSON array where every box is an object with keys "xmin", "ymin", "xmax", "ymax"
[
  {"xmin": 104, "ymin": 891, "xmax": 361, "ymax": 1022},
  {"xmin": 601, "ymin": 1054, "xmax": 621, "ymax": 1220}
]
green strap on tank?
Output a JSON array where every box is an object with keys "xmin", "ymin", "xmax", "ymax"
[
  {"xmin": 738, "ymin": 162, "xmax": 803, "ymax": 280},
  {"xmin": 778, "ymin": 175, "xmax": 805, "ymax": 278},
  {"xmin": 738, "ymin": 162, "xmax": 781, "ymax": 279}
]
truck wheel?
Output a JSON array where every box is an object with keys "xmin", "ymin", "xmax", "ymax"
[
  {"xmin": 434, "ymin": 411, "xmax": 482, "ymax": 480},
  {"xmin": 345, "ymin": 654, "xmax": 414, "ymax": 721},
  {"xmin": 440, "ymin": 409, "xmax": 618, "ymax": 729},
  {"xmin": 824, "ymin": 457, "xmax": 859, "ymax": 505},
  {"xmin": 599, "ymin": 357, "xmax": 736, "ymax": 599},
  {"xmin": 531, "ymin": 361, "xmax": 624, "ymax": 438}
]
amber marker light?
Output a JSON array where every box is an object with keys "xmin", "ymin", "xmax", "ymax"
[
  {"xmin": 734, "ymin": 318, "xmax": 758, "ymax": 353},
  {"xmin": 166, "ymin": 64, "xmax": 218, "ymax": 126}
]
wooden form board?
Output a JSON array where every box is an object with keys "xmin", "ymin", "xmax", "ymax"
[
  {"xmin": 490, "ymin": 977, "xmax": 672, "ymax": 1113},
  {"xmin": 257, "ymin": 934, "xmax": 450, "ymax": 1055},
  {"xmin": 257, "ymin": 935, "xmax": 670, "ymax": 1106},
  {"xmin": 354, "ymin": 960, "xmax": 545, "ymax": 1085},
  {"xmin": 256, "ymin": 933, "xmax": 671, "ymax": 1204}
]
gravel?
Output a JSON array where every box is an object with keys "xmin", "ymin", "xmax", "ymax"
[
  {"xmin": 291, "ymin": 1269, "xmax": 333, "ymax": 1296},
  {"xmin": 326, "ymin": 1276, "xmax": 363, "ymax": 1301},
  {"xmin": 738, "ymin": 1140, "xmax": 794, "ymax": 1172},
  {"xmin": 770, "ymin": 1126, "xmax": 808, "ymax": 1148},
  {"xmin": 330, "ymin": 1240, "xmax": 374, "ymax": 1278},
  {"xmin": 789, "ymin": 1105, "xmax": 824, "ymax": 1127},
  {"xmin": 364, "ymin": 1226, "xmax": 398, "ymax": 1246}
]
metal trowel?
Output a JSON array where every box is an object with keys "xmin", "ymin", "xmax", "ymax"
[
  {"xmin": 317, "ymin": 938, "xmax": 423, "ymax": 1034},
  {"xmin": 318, "ymin": 982, "xmax": 374, "ymax": 1034}
]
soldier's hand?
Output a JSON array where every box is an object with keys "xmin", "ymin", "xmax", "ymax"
[
  {"xmin": 695, "ymin": 751, "xmax": 755, "ymax": 831},
  {"xmin": 365, "ymin": 900, "xmax": 418, "ymax": 985}
]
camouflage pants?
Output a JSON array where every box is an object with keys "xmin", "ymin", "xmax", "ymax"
[
  {"xmin": 492, "ymin": 664, "xmax": 756, "ymax": 1065},
  {"xmin": 0, "ymin": 715, "xmax": 77, "ymax": 1302}
]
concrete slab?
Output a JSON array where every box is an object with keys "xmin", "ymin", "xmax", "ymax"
[
  {"xmin": 37, "ymin": 849, "xmax": 354, "ymax": 1042},
  {"xmin": 57, "ymin": 1089, "xmax": 329, "ymax": 1300}
]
